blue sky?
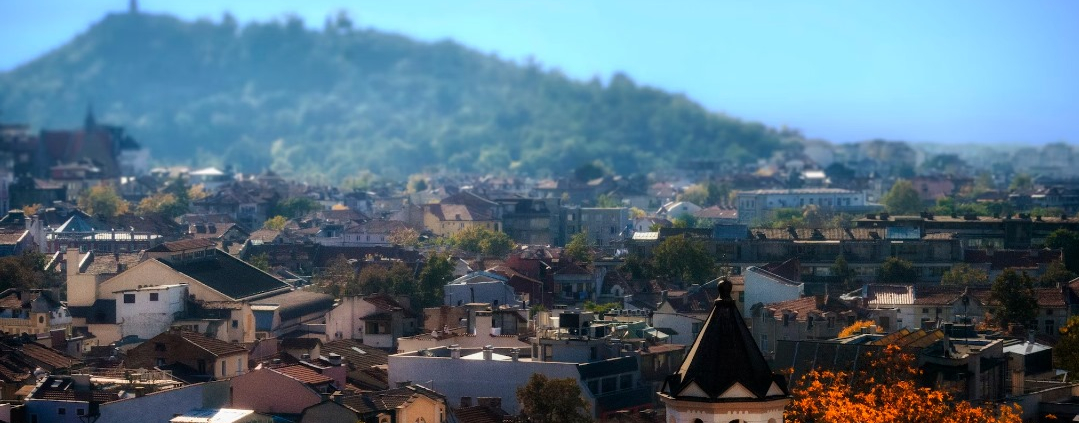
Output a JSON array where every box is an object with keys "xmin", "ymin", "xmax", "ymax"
[{"xmin": 2, "ymin": 0, "xmax": 1077, "ymax": 145}]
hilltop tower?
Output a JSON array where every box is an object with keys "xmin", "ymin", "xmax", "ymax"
[{"xmin": 658, "ymin": 278, "xmax": 790, "ymax": 423}]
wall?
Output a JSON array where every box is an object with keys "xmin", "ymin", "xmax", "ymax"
[
  {"xmin": 388, "ymin": 354, "xmax": 582, "ymax": 415},
  {"xmin": 96, "ymin": 381, "xmax": 230, "ymax": 423},
  {"xmin": 652, "ymin": 311, "xmax": 705, "ymax": 346},
  {"xmin": 397, "ymin": 394, "xmax": 446, "ymax": 423},
  {"xmin": 743, "ymin": 268, "xmax": 803, "ymax": 317},
  {"xmin": 231, "ymin": 369, "xmax": 322, "ymax": 415},
  {"xmin": 113, "ymin": 285, "xmax": 187, "ymax": 340}
]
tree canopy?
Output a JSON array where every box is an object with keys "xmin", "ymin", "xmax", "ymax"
[
  {"xmin": 516, "ymin": 373, "xmax": 591, "ymax": 423},
  {"xmin": 563, "ymin": 232, "xmax": 594, "ymax": 265},
  {"xmin": 877, "ymin": 257, "xmax": 918, "ymax": 283},
  {"xmin": 940, "ymin": 263, "xmax": 989, "ymax": 286},
  {"xmin": 881, "ymin": 179, "xmax": 923, "ymax": 215},
  {"xmin": 451, "ymin": 226, "xmax": 514, "ymax": 257},
  {"xmin": 1046, "ymin": 229, "xmax": 1079, "ymax": 273},
  {"xmin": 990, "ymin": 269, "xmax": 1038, "ymax": 328},
  {"xmin": 77, "ymin": 185, "xmax": 129, "ymax": 217},
  {"xmin": 786, "ymin": 344, "xmax": 1022, "ymax": 422},
  {"xmin": 0, "ymin": 12, "xmax": 789, "ymax": 181},
  {"xmin": 651, "ymin": 235, "xmax": 714, "ymax": 286}
]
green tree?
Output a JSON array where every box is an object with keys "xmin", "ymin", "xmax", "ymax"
[
  {"xmin": 594, "ymin": 193, "xmax": 621, "ymax": 208},
  {"xmin": 671, "ymin": 213, "xmax": 698, "ymax": 228},
  {"xmin": 407, "ymin": 175, "xmax": 428, "ymax": 193},
  {"xmin": 516, "ymin": 373, "xmax": 591, "ymax": 423},
  {"xmin": 313, "ymin": 255, "xmax": 356, "ymax": 297},
  {"xmin": 1038, "ymin": 260, "xmax": 1075, "ymax": 287},
  {"xmin": 77, "ymin": 185, "xmax": 129, "ymax": 217},
  {"xmin": 652, "ymin": 236, "xmax": 714, "ymax": 286},
  {"xmin": 563, "ymin": 232, "xmax": 594, "ymax": 265},
  {"xmin": 1009, "ymin": 173, "xmax": 1033, "ymax": 192},
  {"xmin": 451, "ymin": 226, "xmax": 514, "ymax": 257},
  {"xmin": 263, "ymin": 215, "xmax": 288, "ymax": 230},
  {"xmin": 1055, "ymin": 316, "xmax": 1079, "ymax": 375},
  {"xmin": 136, "ymin": 192, "xmax": 186, "ymax": 218},
  {"xmin": 877, "ymin": 257, "xmax": 918, "ymax": 283},
  {"xmin": 830, "ymin": 255, "xmax": 856, "ymax": 292},
  {"xmin": 940, "ymin": 263, "xmax": 989, "ymax": 286},
  {"xmin": 881, "ymin": 179, "xmax": 923, "ymax": 215},
  {"xmin": 247, "ymin": 253, "xmax": 271, "ymax": 272},
  {"xmin": 387, "ymin": 226, "xmax": 420, "ymax": 248},
  {"xmin": 418, "ymin": 253, "xmax": 454, "ymax": 307},
  {"xmin": 0, "ymin": 252, "xmax": 52, "ymax": 291},
  {"xmin": 573, "ymin": 161, "xmax": 606, "ymax": 182},
  {"xmin": 990, "ymin": 269, "xmax": 1038, "ymax": 328},
  {"xmin": 1046, "ymin": 229, "xmax": 1079, "ymax": 273},
  {"xmin": 271, "ymin": 197, "xmax": 322, "ymax": 219}
]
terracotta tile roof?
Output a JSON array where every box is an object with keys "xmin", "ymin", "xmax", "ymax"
[
  {"xmin": 865, "ymin": 284, "xmax": 915, "ymax": 306},
  {"xmin": 1035, "ymin": 288, "xmax": 1067, "ymax": 307},
  {"xmin": 750, "ymin": 227, "xmax": 956, "ymax": 241},
  {"xmin": 453, "ymin": 405, "xmax": 506, "ymax": 423},
  {"xmin": 147, "ymin": 238, "xmax": 216, "ymax": 252},
  {"xmin": 270, "ymin": 364, "xmax": 334, "ymax": 385},
  {"xmin": 82, "ymin": 251, "xmax": 144, "ymax": 275},
  {"xmin": 341, "ymin": 385, "xmax": 444, "ymax": 415},
  {"xmin": 363, "ymin": 294, "xmax": 416, "ymax": 318},
  {"xmin": 0, "ymin": 229, "xmax": 28, "ymax": 245},
  {"xmin": 321, "ymin": 339, "xmax": 389, "ymax": 391},
  {"xmin": 19, "ymin": 342, "xmax": 82, "ymax": 370},
  {"xmin": 911, "ymin": 286, "xmax": 966, "ymax": 306},
  {"xmin": 248, "ymin": 229, "xmax": 281, "ymax": 243},
  {"xmin": 175, "ymin": 330, "xmax": 247, "ymax": 357}
]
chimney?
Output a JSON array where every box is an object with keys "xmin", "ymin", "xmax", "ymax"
[
  {"xmin": 460, "ymin": 397, "xmax": 473, "ymax": 408},
  {"xmin": 327, "ymin": 353, "xmax": 342, "ymax": 366},
  {"xmin": 301, "ymin": 353, "xmax": 311, "ymax": 360},
  {"xmin": 477, "ymin": 397, "xmax": 502, "ymax": 411},
  {"xmin": 331, "ymin": 391, "xmax": 343, "ymax": 404},
  {"xmin": 510, "ymin": 348, "xmax": 519, "ymax": 362},
  {"xmin": 450, "ymin": 345, "xmax": 461, "ymax": 359},
  {"xmin": 482, "ymin": 345, "xmax": 493, "ymax": 361},
  {"xmin": 1028, "ymin": 330, "xmax": 1035, "ymax": 344},
  {"xmin": 66, "ymin": 248, "xmax": 80, "ymax": 277}
]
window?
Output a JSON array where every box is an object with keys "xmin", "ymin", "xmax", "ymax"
[
  {"xmin": 1047, "ymin": 309, "xmax": 1054, "ymax": 316},
  {"xmin": 922, "ymin": 308, "xmax": 929, "ymax": 314},
  {"xmin": 124, "ymin": 293, "xmax": 136, "ymax": 303},
  {"xmin": 601, "ymin": 377, "xmax": 616, "ymax": 393},
  {"xmin": 150, "ymin": 292, "xmax": 159, "ymax": 301},
  {"xmin": 77, "ymin": 409, "xmax": 85, "ymax": 416},
  {"xmin": 1046, "ymin": 320, "xmax": 1055, "ymax": 334},
  {"xmin": 619, "ymin": 374, "xmax": 632, "ymax": 390},
  {"xmin": 232, "ymin": 320, "xmax": 238, "ymax": 328},
  {"xmin": 221, "ymin": 361, "xmax": 227, "ymax": 377},
  {"xmin": 58, "ymin": 408, "xmax": 66, "ymax": 415}
]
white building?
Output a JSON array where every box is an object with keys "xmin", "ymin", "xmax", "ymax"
[
  {"xmin": 742, "ymin": 266, "xmax": 804, "ymax": 317},
  {"xmin": 325, "ymin": 294, "xmax": 418, "ymax": 350},
  {"xmin": 113, "ymin": 284, "xmax": 187, "ymax": 340},
  {"xmin": 736, "ymin": 188, "xmax": 870, "ymax": 224},
  {"xmin": 443, "ymin": 271, "xmax": 522, "ymax": 308}
]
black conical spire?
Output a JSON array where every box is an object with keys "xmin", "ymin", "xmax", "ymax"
[{"xmin": 663, "ymin": 277, "xmax": 788, "ymax": 401}]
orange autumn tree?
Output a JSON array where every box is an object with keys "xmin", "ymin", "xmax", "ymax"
[{"xmin": 786, "ymin": 344, "xmax": 1022, "ymax": 423}]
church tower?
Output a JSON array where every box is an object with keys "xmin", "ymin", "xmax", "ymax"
[{"xmin": 659, "ymin": 278, "xmax": 790, "ymax": 423}]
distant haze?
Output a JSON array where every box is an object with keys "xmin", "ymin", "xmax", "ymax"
[{"xmin": 1, "ymin": 0, "xmax": 1077, "ymax": 145}]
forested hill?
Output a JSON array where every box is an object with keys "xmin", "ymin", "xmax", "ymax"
[{"xmin": 0, "ymin": 11, "xmax": 789, "ymax": 181}]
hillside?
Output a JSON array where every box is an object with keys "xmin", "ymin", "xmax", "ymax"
[{"xmin": 0, "ymin": 11, "xmax": 789, "ymax": 182}]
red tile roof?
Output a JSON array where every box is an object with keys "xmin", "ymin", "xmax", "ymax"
[
  {"xmin": 270, "ymin": 364, "xmax": 334, "ymax": 385},
  {"xmin": 174, "ymin": 330, "xmax": 248, "ymax": 357}
]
